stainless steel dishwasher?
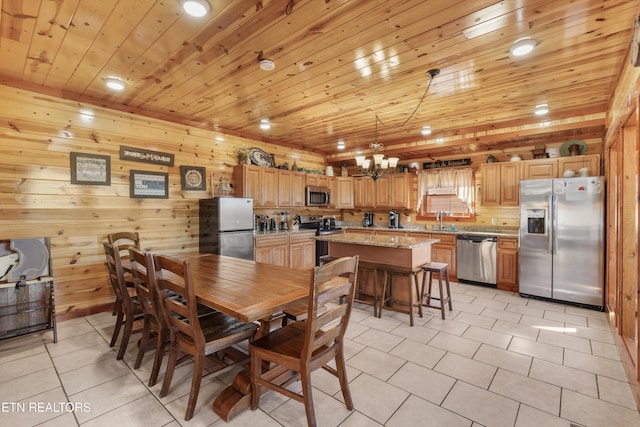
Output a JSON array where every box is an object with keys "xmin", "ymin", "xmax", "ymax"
[{"xmin": 456, "ymin": 235, "xmax": 497, "ymax": 285}]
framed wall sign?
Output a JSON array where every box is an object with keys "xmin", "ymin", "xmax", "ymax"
[
  {"xmin": 180, "ymin": 166, "xmax": 206, "ymax": 191},
  {"xmin": 70, "ymin": 152, "xmax": 111, "ymax": 185},
  {"xmin": 120, "ymin": 145, "xmax": 174, "ymax": 166},
  {"xmin": 130, "ymin": 170, "xmax": 169, "ymax": 198}
]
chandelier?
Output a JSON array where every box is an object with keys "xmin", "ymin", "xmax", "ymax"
[
  {"xmin": 353, "ymin": 68, "xmax": 440, "ymax": 180},
  {"xmin": 355, "ymin": 116, "xmax": 399, "ymax": 180}
]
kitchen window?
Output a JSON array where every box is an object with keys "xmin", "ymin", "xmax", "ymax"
[{"xmin": 417, "ymin": 168, "xmax": 474, "ymax": 218}]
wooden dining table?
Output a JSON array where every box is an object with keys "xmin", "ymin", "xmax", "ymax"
[{"xmin": 170, "ymin": 253, "xmax": 313, "ymax": 421}]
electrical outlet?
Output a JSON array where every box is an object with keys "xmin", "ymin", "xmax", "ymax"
[{"xmin": 491, "ymin": 218, "xmax": 497, "ymax": 225}]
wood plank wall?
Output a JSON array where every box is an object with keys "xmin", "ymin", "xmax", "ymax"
[
  {"xmin": 0, "ymin": 83, "xmax": 607, "ymax": 321},
  {"xmin": 0, "ymin": 84, "xmax": 324, "ymax": 320}
]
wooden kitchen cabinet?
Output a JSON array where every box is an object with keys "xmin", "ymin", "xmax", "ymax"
[
  {"xmin": 428, "ymin": 233, "xmax": 457, "ymax": 280},
  {"xmin": 497, "ymin": 237, "xmax": 518, "ymax": 292},
  {"xmin": 233, "ymin": 165, "xmax": 278, "ymax": 207},
  {"xmin": 354, "ymin": 176, "xmax": 375, "ymax": 207},
  {"xmin": 254, "ymin": 234, "xmax": 289, "ymax": 267},
  {"xmin": 278, "ymin": 170, "xmax": 306, "ymax": 207},
  {"xmin": 521, "ymin": 159, "xmax": 557, "ymax": 180},
  {"xmin": 557, "ymin": 154, "xmax": 600, "ymax": 177},
  {"xmin": 353, "ymin": 173, "xmax": 411, "ymax": 209},
  {"xmin": 480, "ymin": 163, "xmax": 520, "ymax": 206},
  {"xmin": 289, "ymin": 231, "xmax": 316, "ymax": 270},
  {"xmin": 306, "ymin": 174, "xmax": 329, "ymax": 188},
  {"xmin": 389, "ymin": 173, "xmax": 412, "ymax": 209},
  {"xmin": 333, "ymin": 177, "xmax": 354, "ymax": 208},
  {"xmin": 375, "ymin": 176, "xmax": 390, "ymax": 208}
]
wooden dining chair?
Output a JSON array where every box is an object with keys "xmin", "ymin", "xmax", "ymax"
[
  {"xmin": 108, "ymin": 231, "xmax": 141, "ymax": 256},
  {"xmin": 103, "ymin": 241, "xmax": 143, "ymax": 360},
  {"xmin": 107, "ymin": 231, "xmax": 141, "ymax": 315},
  {"xmin": 249, "ymin": 255, "xmax": 359, "ymax": 427},
  {"xmin": 153, "ymin": 254, "xmax": 259, "ymax": 421},
  {"xmin": 128, "ymin": 247, "xmax": 167, "ymax": 387}
]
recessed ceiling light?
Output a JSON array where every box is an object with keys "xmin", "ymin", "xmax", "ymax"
[
  {"xmin": 534, "ymin": 103, "xmax": 549, "ymax": 115},
  {"xmin": 259, "ymin": 59, "xmax": 275, "ymax": 71},
  {"xmin": 259, "ymin": 118, "xmax": 271, "ymax": 130},
  {"xmin": 182, "ymin": 0, "xmax": 210, "ymax": 17},
  {"xmin": 421, "ymin": 125, "xmax": 432, "ymax": 136},
  {"xmin": 337, "ymin": 139, "xmax": 345, "ymax": 150},
  {"xmin": 105, "ymin": 77, "xmax": 126, "ymax": 91},
  {"xmin": 510, "ymin": 37, "xmax": 537, "ymax": 57}
]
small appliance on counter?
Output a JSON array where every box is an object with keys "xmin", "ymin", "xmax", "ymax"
[
  {"xmin": 388, "ymin": 210, "xmax": 402, "ymax": 228},
  {"xmin": 362, "ymin": 212, "xmax": 374, "ymax": 227}
]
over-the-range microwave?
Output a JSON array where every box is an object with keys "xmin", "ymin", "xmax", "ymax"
[{"xmin": 305, "ymin": 186, "xmax": 331, "ymax": 207}]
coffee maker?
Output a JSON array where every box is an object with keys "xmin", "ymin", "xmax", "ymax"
[
  {"xmin": 362, "ymin": 212, "xmax": 374, "ymax": 227},
  {"xmin": 388, "ymin": 210, "xmax": 401, "ymax": 228}
]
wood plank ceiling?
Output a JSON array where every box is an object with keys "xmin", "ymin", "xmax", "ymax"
[{"xmin": 0, "ymin": 0, "xmax": 637, "ymax": 164}]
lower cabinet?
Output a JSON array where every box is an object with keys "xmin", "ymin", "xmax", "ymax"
[
  {"xmin": 412, "ymin": 233, "xmax": 457, "ymax": 280},
  {"xmin": 254, "ymin": 231, "xmax": 316, "ymax": 269},
  {"xmin": 254, "ymin": 234, "xmax": 289, "ymax": 267},
  {"xmin": 497, "ymin": 237, "xmax": 518, "ymax": 292},
  {"xmin": 289, "ymin": 231, "xmax": 316, "ymax": 270}
]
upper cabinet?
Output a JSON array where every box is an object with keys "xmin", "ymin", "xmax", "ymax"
[
  {"xmin": 522, "ymin": 154, "xmax": 600, "ymax": 180},
  {"xmin": 557, "ymin": 154, "xmax": 600, "ymax": 177},
  {"xmin": 278, "ymin": 170, "xmax": 306, "ymax": 207},
  {"xmin": 521, "ymin": 159, "xmax": 558, "ymax": 180},
  {"xmin": 306, "ymin": 174, "xmax": 330, "ymax": 188},
  {"xmin": 354, "ymin": 176, "xmax": 375, "ymax": 208},
  {"xmin": 353, "ymin": 173, "xmax": 413, "ymax": 209},
  {"xmin": 480, "ymin": 163, "xmax": 520, "ymax": 206},
  {"xmin": 389, "ymin": 173, "xmax": 412, "ymax": 209},
  {"xmin": 333, "ymin": 177, "xmax": 354, "ymax": 209}
]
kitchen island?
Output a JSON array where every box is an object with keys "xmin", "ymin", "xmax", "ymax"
[{"xmin": 313, "ymin": 233, "xmax": 440, "ymax": 323}]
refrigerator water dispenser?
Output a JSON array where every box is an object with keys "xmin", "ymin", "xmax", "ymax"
[{"xmin": 526, "ymin": 209, "xmax": 546, "ymax": 234}]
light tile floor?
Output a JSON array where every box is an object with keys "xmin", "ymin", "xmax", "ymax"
[{"xmin": 1, "ymin": 281, "xmax": 639, "ymax": 426}]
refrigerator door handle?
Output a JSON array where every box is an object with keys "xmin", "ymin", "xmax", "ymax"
[
  {"xmin": 546, "ymin": 194, "xmax": 553, "ymax": 254},
  {"xmin": 551, "ymin": 194, "xmax": 558, "ymax": 255}
]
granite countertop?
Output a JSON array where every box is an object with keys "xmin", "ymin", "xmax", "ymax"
[
  {"xmin": 342, "ymin": 224, "xmax": 519, "ymax": 238},
  {"xmin": 313, "ymin": 233, "xmax": 440, "ymax": 249},
  {"xmin": 253, "ymin": 229, "xmax": 317, "ymax": 237}
]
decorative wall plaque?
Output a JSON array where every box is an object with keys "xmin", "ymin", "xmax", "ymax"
[
  {"xmin": 180, "ymin": 166, "xmax": 206, "ymax": 191},
  {"xmin": 130, "ymin": 170, "xmax": 169, "ymax": 198},
  {"xmin": 120, "ymin": 145, "xmax": 174, "ymax": 166},
  {"xmin": 422, "ymin": 158, "xmax": 471, "ymax": 169},
  {"xmin": 70, "ymin": 152, "xmax": 111, "ymax": 185}
]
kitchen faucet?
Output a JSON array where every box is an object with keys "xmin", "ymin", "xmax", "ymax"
[{"xmin": 436, "ymin": 211, "xmax": 449, "ymax": 230}]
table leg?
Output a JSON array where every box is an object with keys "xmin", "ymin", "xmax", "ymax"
[{"xmin": 211, "ymin": 313, "xmax": 283, "ymax": 421}]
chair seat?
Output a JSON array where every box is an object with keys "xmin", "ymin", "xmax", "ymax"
[
  {"xmin": 282, "ymin": 302, "xmax": 327, "ymax": 326},
  {"xmin": 174, "ymin": 310, "xmax": 257, "ymax": 350},
  {"xmin": 422, "ymin": 262, "xmax": 449, "ymax": 272}
]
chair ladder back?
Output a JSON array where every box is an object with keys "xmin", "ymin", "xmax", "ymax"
[
  {"xmin": 129, "ymin": 248, "xmax": 160, "ymax": 322},
  {"xmin": 103, "ymin": 242, "xmax": 131, "ymax": 308},
  {"xmin": 108, "ymin": 231, "xmax": 141, "ymax": 260},
  {"xmin": 153, "ymin": 255, "xmax": 204, "ymax": 345},
  {"xmin": 303, "ymin": 256, "xmax": 358, "ymax": 359}
]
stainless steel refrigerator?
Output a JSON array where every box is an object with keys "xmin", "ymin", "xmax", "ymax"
[
  {"xmin": 519, "ymin": 177, "xmax": 604, "ymax": 308},
  {"xmin": 199, "ymin": 197, "xmax": 254, "ymax": 260}
]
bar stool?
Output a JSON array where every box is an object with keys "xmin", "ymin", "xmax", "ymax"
[
  {"xmin": 377, "ymin": 265, "xmax": 423, "ymax": 326},
  {"xmin": 420, "ymin": 262, "xmax": 452, "ymax": 319},
  {"xmin": 354, "ymin": 260, "xmax": 383, "ymax": 317}
]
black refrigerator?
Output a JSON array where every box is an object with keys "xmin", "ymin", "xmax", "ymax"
[{"xmin": 199, "ymin": 197, "xmax": 254, "ymax": 260}]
